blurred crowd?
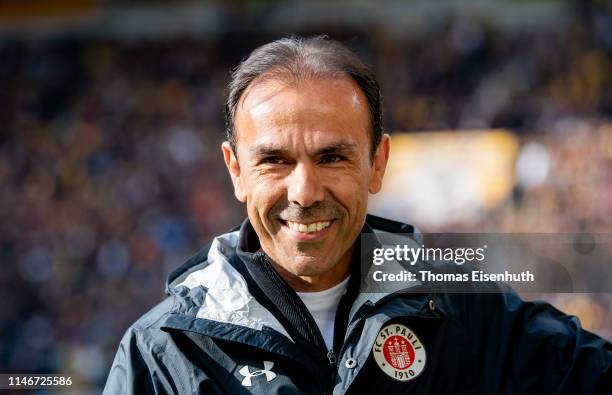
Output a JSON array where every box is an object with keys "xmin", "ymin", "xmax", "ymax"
[{"xmin": 0, "ymin": 11, "xmax": 611, "ymax": 391}]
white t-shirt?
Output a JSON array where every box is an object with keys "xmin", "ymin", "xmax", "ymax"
[{"xmin": 296, "ymin": 276, "xmax": 350, "ymax": 350}]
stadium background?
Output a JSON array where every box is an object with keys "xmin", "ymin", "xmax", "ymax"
[{"xmin": 0, "ymin": 0, "xmax": 611, "ymax": 392}]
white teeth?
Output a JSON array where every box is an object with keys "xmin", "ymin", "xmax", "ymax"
[{"xmin": 286, "ymin": 220, "xmax": 331, "ymax": 233}]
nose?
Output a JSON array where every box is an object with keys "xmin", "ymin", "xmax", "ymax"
[{"xmin": 286, "ymin": 162, "xmax": 325, "ymax": 207}]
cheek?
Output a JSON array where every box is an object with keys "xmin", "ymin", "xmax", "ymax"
[
  {"xmin": 244, "ymin": 174, "xmax": 285, "ymax": 216},
  {"xmin": 325, "ymin": 172, "xmax": 370, "ymax": 214}
]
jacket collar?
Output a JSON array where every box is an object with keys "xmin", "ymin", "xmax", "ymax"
[
  {"xmin": 165, "ymin": 229, "xmax": 294, "ymax": 339},
  {"xmin": 161, "ymin": 215, "xmax": 430, "ymax": 340}
]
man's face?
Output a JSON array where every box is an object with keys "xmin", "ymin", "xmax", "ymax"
[{"xmin": 222, "ymin": 77, "xmax": 389, "ymax": 291}]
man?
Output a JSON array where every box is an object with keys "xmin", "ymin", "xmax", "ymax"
[{"xmin": 104, "ymin": 36, "xmax": 611, "ymax": 394}]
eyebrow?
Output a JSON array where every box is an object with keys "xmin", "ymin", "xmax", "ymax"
[
  {"xmin": 249, "ymin": 141, "xmax": 359, "ymax": 157},
  {"xmin": 314, "ymin": 142, "xmax": 359, "ymax": 156}
]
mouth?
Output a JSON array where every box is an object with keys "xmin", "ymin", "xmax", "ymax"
[{"xmin": 278, "ymin": 219, "xmax": 335, "ymax": 242}]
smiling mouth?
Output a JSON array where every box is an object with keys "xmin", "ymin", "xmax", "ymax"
[{"xmin": 279, "ymin": 219, "xmax": 334, "ymax": 233}]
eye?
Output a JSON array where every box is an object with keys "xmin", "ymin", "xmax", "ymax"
[
  {"xmin": 320, "ymin": 154, "xmax": 346, "ymax": 164},
  {"xmin": 259, "ymin": 156, "xmax": 287, "ymax": 165}
]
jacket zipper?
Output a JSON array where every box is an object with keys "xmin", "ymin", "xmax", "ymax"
[{"xmin": 257, "ymin": 254, "xmax": 339, "ymax": 393}]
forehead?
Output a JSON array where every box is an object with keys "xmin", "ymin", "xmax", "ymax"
[{"xmin": 234, "ymin": 76, "xmax": 371, "ymax": 151}]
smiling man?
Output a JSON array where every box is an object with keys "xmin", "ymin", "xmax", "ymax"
[
  {"xmin": 223, "ymin": 73, "xmax": 387, "ymax": 293},
  {"xmin": 104, "ymin": 37, "xmax": 611, "ymax": 394}
]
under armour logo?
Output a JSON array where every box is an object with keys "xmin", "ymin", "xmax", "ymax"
[{"xmin": 239, "ymin": 361, "xmax": 277, "ymax": 387}]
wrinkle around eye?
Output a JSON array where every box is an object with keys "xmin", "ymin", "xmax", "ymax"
[{"xmin": 251, "ymin": 160, "xmax": 293, "ymax": 177}]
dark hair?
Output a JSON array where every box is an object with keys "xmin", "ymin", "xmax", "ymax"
[{"xmin": 224, "ymin": 35, "xmax": 383, "ymax": 160}]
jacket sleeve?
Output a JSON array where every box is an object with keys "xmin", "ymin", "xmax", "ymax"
[
  {"xmin": 103, "ymin": 328, "xmax": 156, "ymax": 395},
  {"xmin": 477, "ymin": 291, "xmax": 612, "ymax": 393}
]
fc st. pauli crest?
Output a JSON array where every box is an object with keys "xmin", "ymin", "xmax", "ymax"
[{"xmin": 372, "ymin": 323, "xmax": 426, "ymax": 381}]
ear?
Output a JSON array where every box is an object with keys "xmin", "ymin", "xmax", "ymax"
[
  {"xmin": 222, "ymin": 141, "xmax": 247, "ymax": 202},
  {"xmin": 369, "ymin": 133, "xmax": 390, "ymax": 194}
]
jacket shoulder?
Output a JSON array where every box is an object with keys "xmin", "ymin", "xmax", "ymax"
[
  {"xmin": 103, "ymin": 298, "xmax": 177, "ymax": 395},
  {"xmin": 130, "ymin": 296, "xmax": 175, "ymax": 332}
]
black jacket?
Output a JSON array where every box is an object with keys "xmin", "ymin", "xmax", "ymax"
[{"xmin": 103, "ymin": 215, "xmax": 611, "ymax": 394}]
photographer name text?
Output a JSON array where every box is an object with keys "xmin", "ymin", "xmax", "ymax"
[{"xmin": 372, "ymin": 270, "xmax": 534, "ymax": 283}]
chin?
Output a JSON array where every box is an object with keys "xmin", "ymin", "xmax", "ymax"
[{"xmin": 288, "ymin": 258, "xmax": 333, "ymax": 277}]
